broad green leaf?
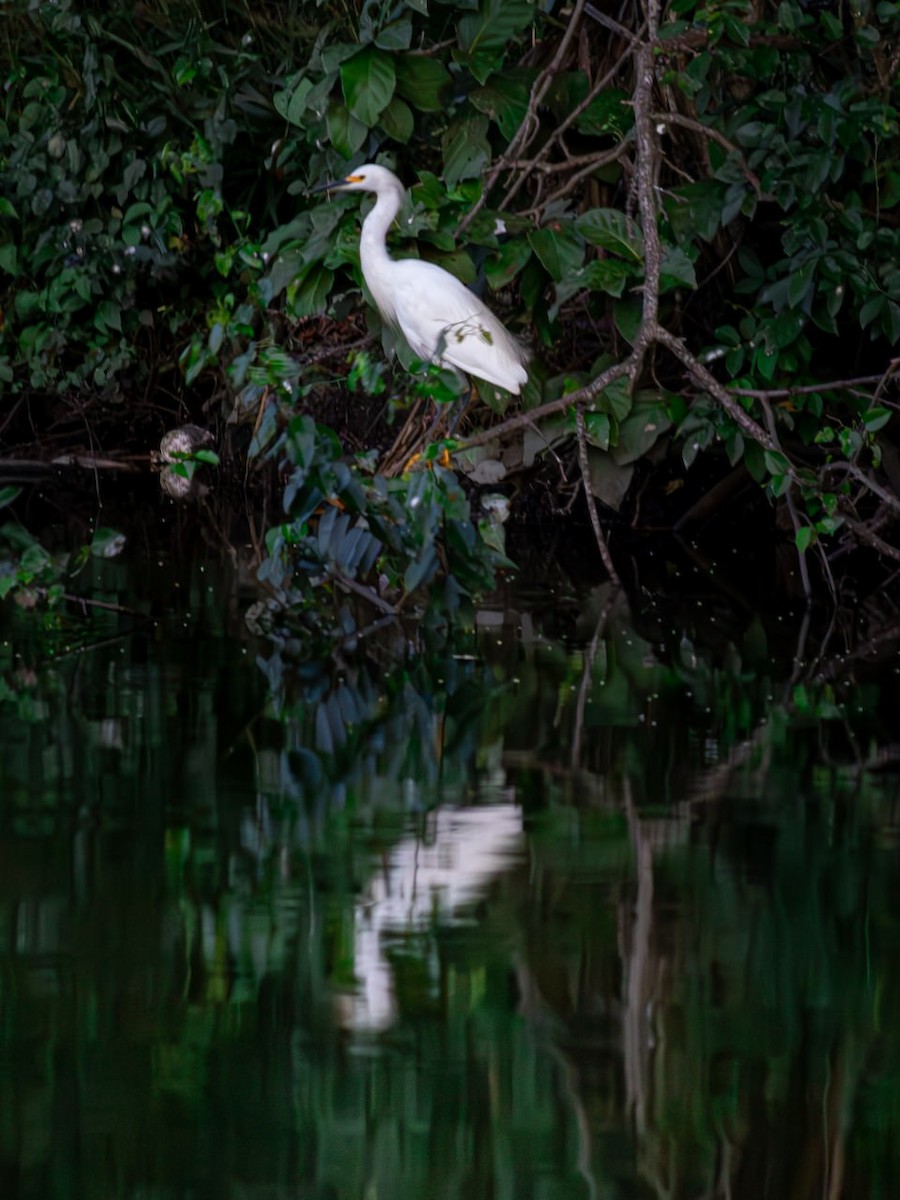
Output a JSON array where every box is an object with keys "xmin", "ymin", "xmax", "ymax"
[
  {"xmin": 404, "ymin": 543, "xmax": 439, "ymax": 592},
  {"xmin": 485, "ymin": 237, "xmax": 532, "ymax": 288},
  {"xmin": 0, "ymin": 243, "xmax": 18, "ymax": 276},
  {"xmin": 340, "ymin": 46, "xmax": 396, "ymax": 127},
  {"xmin": 764, "ymin": 449, "xmax": 791, "ymax": 476},
  {"xmin": 575, "ymin": 88, "xmax": 631, "ymax": 136},
  {"xmin": 375, "ymin": 17, "xmax": 413, "ymax": 50},
  {"xmin": 614, "ymin": 296, "xmax": 643, "ymax": 345},
  {"xmin": 380, "ymin": 96, "xmax": 414, "ymax": 143},
  {"xmin": 288, "ymin": 265, "xmax": 334, "ymax": 318},
  {"xmin": 455, "ymin": 0, "xmax": 534, "ymax": 82},
  {"xmin": 527, "ymin": 226, "xmax": 585, "ymax": 282},
  {"xmin": 577, "ymin": 208, "xmax": 643, "ymax": 261},
  {"xmin": 787, "ymin": 261, "xmax": 815, "ymax": 308},
  {"xmin": 395, "ymin": 55, "xmax": 451, "ymax": 112},
  {"xmin": 442, "ymin": 113, "xmax": 491, "ymax": 188},
  {"xmin": 859, "ymin": 294, "xmax": 883, "ymax": 329},
  {"xmin": 0, "ymin": 485, "xmax": 22, "ymax": 509},
  {"xmin": 470, "ymin": 72, "xmax": 531, "ymax": 140},
  {"xmin": 95, "ymin": 300, "xmax": 122, "ymax": 332},
  {"xmin": 610, "ymin": 392, "xmax": 671, "ymax": 464},
  {"xmin": 326, "ymin": 103, "xmax": 368, "ymax": 158},
  {"xmin": 584, "ymin": 258, "xmax": 633, "ymax": 297},
  {"xmin": 667, "ymin": 180, "xmax": 726, "ymax": 242},
  {"xmin": 457, "ymin": 0, "xmax": 533, "ymax": 53},
  {"xmin": 594, "ymin": 376, "xmax": 633, "ymax": 422},
  {"xmin": 660, "ymin": 246, "xmax": 697, "ymax": 290},
  {"xmin": 273, "ymin": 77, "xmax": 313, "ymax": 127},
  {"xmin": 588, "ymin": 449, "xmax": 634, "ymax": 510},
  {"xmin": 863, "ymin": 406, "xmax": 891, "ymax": 433},
  {"xmin": 583, "ymin": 412, "xmax": 611, "ymax": 449},
  {"xmin": 882, "ymin": 300, "xmax": 900, "ymax": 344},
  {"xmin": 0, "ymin": 198, "xmax": 20, "ymax": 218}
]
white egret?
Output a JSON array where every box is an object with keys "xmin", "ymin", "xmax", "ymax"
[{"xmin": 313, "ymin": 164, "xmax": 529, "ymax": 394}]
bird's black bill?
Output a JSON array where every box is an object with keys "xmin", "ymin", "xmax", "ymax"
[{"xmin": 309, "ymin": 170, "xmax": 366, "ymax": 197}]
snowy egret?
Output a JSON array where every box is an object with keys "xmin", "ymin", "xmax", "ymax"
[{"xmin": 312, "ymin": 164, "xmax": 529, "ymax": 394}]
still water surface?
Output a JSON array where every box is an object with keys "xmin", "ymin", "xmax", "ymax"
[{"xmin": 1, "ymin": 553, "xmax": 899, "ymax": 1199}]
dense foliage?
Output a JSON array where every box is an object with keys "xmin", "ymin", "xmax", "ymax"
[{"xmin": 1, "ymin": 0, "xmax": 899, "ymax": 620}]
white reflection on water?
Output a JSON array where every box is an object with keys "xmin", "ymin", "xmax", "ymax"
[{"xmin": 339, "ymin": 803, "xmax": 524, "ymax": 1033}]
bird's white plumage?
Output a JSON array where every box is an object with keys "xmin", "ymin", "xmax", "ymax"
[{"xmin": 321, "ymin": 163, "xmax": 529, "ymax": 394}]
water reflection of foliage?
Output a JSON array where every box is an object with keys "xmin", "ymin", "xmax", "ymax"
[{"xmin": 2, "ymin": 577, "xmax": 900, "ymax": 1197}]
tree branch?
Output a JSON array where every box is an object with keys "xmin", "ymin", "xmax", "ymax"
[{"xmin": 575, "ymin": 405, "xmax": 621, "ymax": 585}]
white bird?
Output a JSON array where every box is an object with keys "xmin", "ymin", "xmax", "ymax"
[{"xmin": 313, "ymin": 164, "xmax": 529, "ymax": 394}]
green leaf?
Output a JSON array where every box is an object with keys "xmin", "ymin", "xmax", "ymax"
[
  {"xmin": 395, "ymin": 56, "xmax": 451, "ymax": 112},
  {"xmin": 764, "ymin": 449, "xmax": 790, "ymax": 476},
  {"xmin": 288, "ymin": 265, "xmax": 334, "ymax": 318},
  {"xmin": 577, "ymin": 208, "xmax": 643, "ymax": 261},
  {"xmin": 0, "ymin": 198, "xmax": 19, "ymax": 219},
  {"xmin": 614, "ymin": 296, "xmax": 643, "ymax": 345},
  {"xmin": 326, "ymin": 103, "xmax": 368, "ymax": 158},
  {"xmin": 470, "ymin": 72, "xmax": 531, "ymax": 140},
  {"xmin": 95, "ymin": 300, "xmax": 122, "ymax": 332},
  {"xmin": 660, "ymin": 246, "xmax": 697, "ymax": 291},
  {"xmin": 575, "ymin": 88, "xmax": 631, "ymax": 136},
  {"xmin": 859, "ymin": 294, "xmax": 883, "ymax": 329},
  {"xmin": 457, "ymin": 0, "xmax": 534, "ymax": 53},
  {"xmin": 583, "ymin": 412, "xmax": 611, "ymax": 449},
  {"xmin": 340, "ymin": 46, "xmax": 396, "ymax": 127},
  {"xmin": 787, "ymin": 261, "xmax": 815, "ymax": 308},
  {"xmin": 442, "ymin": 113, "xmax": 491, "ymax": 188},
  {"xmin": 668, "ymin": 180, "xmax": 726, "ymax": 242},
  {"xmin": 455, "ymin": 0, "xmax": 534, "ymax": 82},
  {"xmin": 584, "ymin": 258, "xmax": 633, "ymax": 297},
  {"xmin": 882, "ymin": 300, "xmax": 900, "ymax": 344},
  {"xmin": 485, "ymin": 237, "xmax": 533, "ymax": 288},
  {"xmin": 273, "ymin": 77, "xmax": 313, "ymax": 127},
  {"xmin": 0, "ymin": 243, "xmax": 18, "ymax": 276},
  {"xmin": 375, "ymin": 17, "xmax": 413, "ymax": 51},
  {"xmin": 863, "ymin": 406, "xmax": 892, "ymax": 433},
  {"xmin": 0, "ymin": 485, "xmax": 22, "ymax": 510},
  {"xmin": 404, "ymin": 544, "xmax": 439, "ymax": 592},
  {"xmin": 594, "ymin": 376, "xmax": 633, "ymax": 422},
  {"xmin": 527, "ymin": 226, "xmax": 585, "ymax": 282},
  {"xmin": 613, "ymin": 393, "xmax": 672, "ymax": 464},
  {"xmin": 380, "ymin": 96, "xmax": 414, "ymax": 143}
]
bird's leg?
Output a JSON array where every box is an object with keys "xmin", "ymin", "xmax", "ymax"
[{"xmin": 445, "ymin": 382, "xmax": 476, "ymax": 436}]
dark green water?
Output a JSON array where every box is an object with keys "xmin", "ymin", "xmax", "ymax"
[{"xmin": 2, "ymin": 553, "xmax": 900, "ymax": 1200}]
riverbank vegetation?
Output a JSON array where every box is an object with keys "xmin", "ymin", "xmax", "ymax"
[{"xmin": 1, "ymin": 0, "xmax": 899, "ymax": 634}]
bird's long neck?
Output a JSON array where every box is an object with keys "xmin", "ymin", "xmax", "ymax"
[{"xmin": 359, "ymin": 186, "xmax": 403, "ymax": 323}]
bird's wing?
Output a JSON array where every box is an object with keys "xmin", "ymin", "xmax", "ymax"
[{"xmin": 390, "ymin": 260, "xmax": 528, "ymax": 393}]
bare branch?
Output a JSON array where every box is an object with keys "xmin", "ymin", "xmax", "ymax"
[
  {"xmin": 457, "ymin": 0, "xmax": 589, "ymax": 235},
  {"xmin": 575, "ymin": 405, "xmax": 622, "ymax": 585},
  {"xmin": 651, "ymin": 110, "xmax": 763, "ymax": 194}
]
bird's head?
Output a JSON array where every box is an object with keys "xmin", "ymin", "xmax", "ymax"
[{"xmin": 310, "ymin": 163, "xmax": 404, "ymax": 198}]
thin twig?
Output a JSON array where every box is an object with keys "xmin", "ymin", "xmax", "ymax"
[
  {"xmin": 757, "ymin": 395, "xmax": 811, "ymax": 599},
  {"xmin": 731, "ymin": 374, "xmax": 888, "ymax": 399},
  {"xmin": 840, "ymin": 513, "xmax": 900, "ymax": 562},
  {"xmin": 457, "ymin": 0, "xmax": 589, "ymax": 235},
  {"xmin": 331, "ymin": 568, "xmax": 398, "ymax": 615},
  {"xmin": 501, "ymin": 39, "xmax": 641, "ymax": 210},
  {"xmin": 575, "ymin": 405, "xmax": 621, "ymax": 585},
  {"xmin": 458, "ymin": 360, "xmax": 632, "ymax": 452},
  {"xmin": 651, "ymin": 110, "xmax": 762, "ymax": 194}
]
